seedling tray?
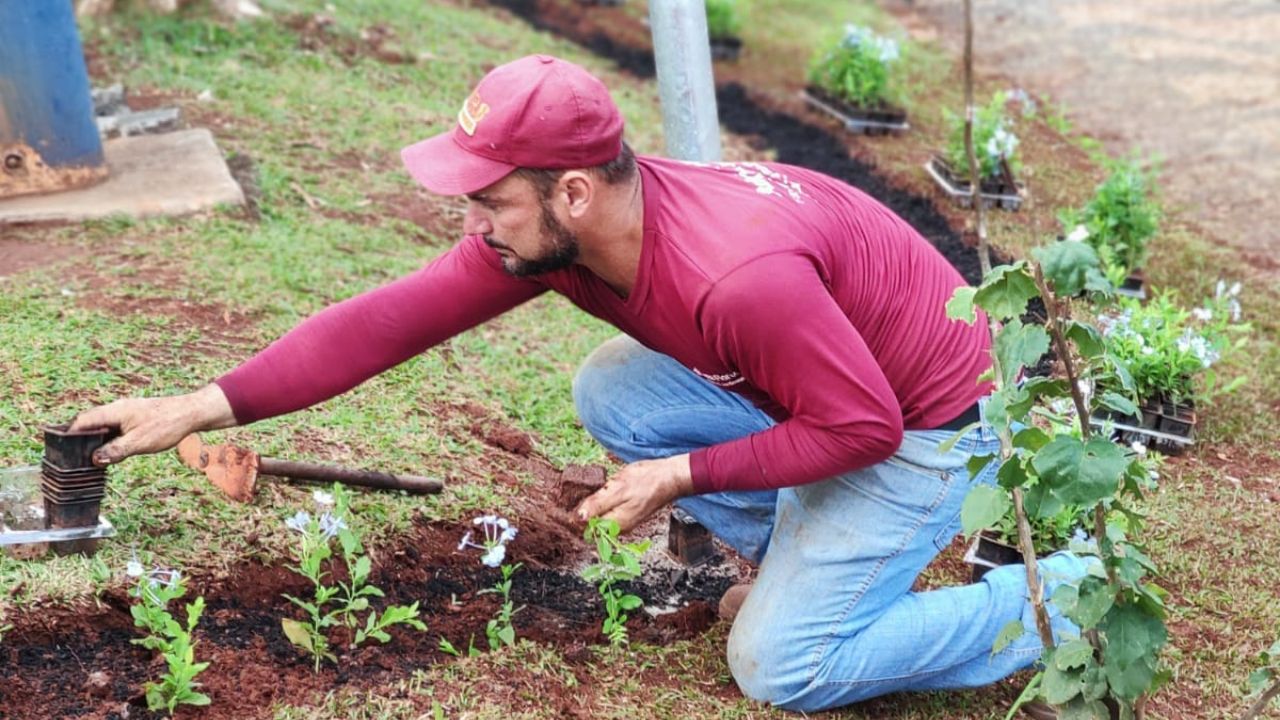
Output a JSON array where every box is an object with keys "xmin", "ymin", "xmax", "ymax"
[
  {"xmin": 925, "ymin": 155, "xmax": 1024, "ymax": 210},
  {"xmin": 0, "ymin": 515, "xmax": 115, "ymax": 546},
  {"xmin": 801, "ymin": 88, "xmax": 909, "ymax": 136},
  {"xmin": 1089, "ymin": 415, "xmax": 1194, "ymax": 455}
]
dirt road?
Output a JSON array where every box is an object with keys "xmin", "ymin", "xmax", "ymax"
[{"xmin": 891, "ymin": 0, "xmax": 1279, "ymax": 276}]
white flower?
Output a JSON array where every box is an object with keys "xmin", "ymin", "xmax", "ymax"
[
  {"xmin": 1130, "ymin": 441, "xmax": 1147, "ymax": 456},
  {"xmin": 481, "ymin": 544, "xmax": 506, "ymax": 568},
  {"xmin": 876, "ymin": 38, "xmax": 899, "ymax": 63},
  {"xmin": 1229, "ymin": 281, "xmax": 1242, "ymax": 297},
  {"xmin": 1191, "ymin": 307, "xmax": 1213, "ymax": 322},
  {"xmin": 126, "ymin": 560, "xmax": 145, "ymax": 578},
  {"xmin": 1066, "ymin": 225, "xmax": 1089, "ymax": 243},
  {"xmin": 457, "ymin": 530, "xmax": 473, "ymax": 552},
  {"xmin": 312, "ymin": 490, "xmax": 334, "ymax": 507},
  {"xmin": 1215, "ymin": 280, "xmax": 1226, "ymax": 298},
  {"xmin": 1229, "ymin": 298, "xmax": 1242, "ymax": 322},
  {"xmin": 318, "ymin": 511, "xmax": 347, "ymax": 539},
  {"xmin": 286, "ymin": 510, "xmax": 312, "ymax": 534},
  {"xmin": 500, "ymin": 527, "xmax": 518, "ymax": 543}
]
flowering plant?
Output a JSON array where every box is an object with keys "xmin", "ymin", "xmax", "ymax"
[
  {"xmin": 582, "ymin": 518, "xmax": 648, "ymax": 646},
  {"xmin": 1059, "ymin": 158, "xmax": 1161, "ymax": 281},
  {"xmin": 281, "ymin": 485, "xmax": 425, "ymax": 671},
  {"xmin": 1095, "ymin": 288, "xmax": 1248, "ymax": 407},
  {"xmin": 945, "ymin": 91, "xmax": 1020, "ymax": 180},
  {"xmin": 457, "ymin": 515, "xmax": 523, "ymax": 650},
  {"xmin": 127, "ymin": 560, "xmax": 211, "ymax": 712},
  {"xmin": 705, "ymin": 0, "xmax": 742, "ymax": 41},
  {"xmin": 807, "ymin": 24, "xmax": 902, "ymax": 108}
]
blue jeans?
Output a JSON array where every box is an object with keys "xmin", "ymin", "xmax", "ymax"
[{"xmin": 573, "ymin": 335, "xmax": 1083, "ymax": 711}]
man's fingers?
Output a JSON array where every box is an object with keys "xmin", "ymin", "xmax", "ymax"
[
  {"xmin": 576, "ymin": 484, "xmax": 617, "ymax": 521},
  {"xmin": 92, "ymin": 435, "xmax": 136, "ymax": 467},
  {"xmin": 69, "ymin": 404, "xmax": 118, "ymax": 433}
]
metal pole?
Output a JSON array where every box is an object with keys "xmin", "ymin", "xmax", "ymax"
[
  {"xmin": 0, "ymin": 0, "xmax": 109, "ymax": 200},
  {"xmin": 648, "ymin": 0, "xmax": 722, "ymax": 162}
]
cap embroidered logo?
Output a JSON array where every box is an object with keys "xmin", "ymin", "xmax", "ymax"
[{"xmin": 458, "ymin": 90, "xmax": 490, "ymax": 136}]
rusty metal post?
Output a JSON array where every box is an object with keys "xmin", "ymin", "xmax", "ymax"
[{"xmin": 0, "ymin": 1, "xmax": 109, "ymax": 200}]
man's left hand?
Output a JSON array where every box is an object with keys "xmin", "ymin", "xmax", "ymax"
[{"xmin": 577, "ymin": 454, "xmax": 694, "ymax": 533}]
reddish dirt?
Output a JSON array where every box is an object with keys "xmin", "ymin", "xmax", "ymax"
[
  {"xmin": 0, "ymin": 235, "xmax": 80, "ymax": 280},
  {"xmin": 0, "ymin": 479, "xmax": 727, "ymax": 720}
]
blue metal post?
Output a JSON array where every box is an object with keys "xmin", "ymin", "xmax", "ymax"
[{"xmin": 0, "ymin": 0, "xmax": 108, "ymax": 199}]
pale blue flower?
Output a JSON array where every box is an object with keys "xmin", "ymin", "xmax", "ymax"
[
  {"xmin": 1066, "ymin": 225, "xmax": 1089, "ymax": 243},
  {"xmin": 312, "ymin": 489, "xmax": 335, "ymax": 507},
  {"xmin": 286, "ymin": 510, "xmax": 312, "ymax": 534},
  {"xmin": 126, "ymin": 559, "xmax": 144, "ymax": 578},
  {"xmin": 481, "ymin": 544, "xmax": 506, "ymax": 568},
  {"xmin": 318, "ymin": 511, "xmax": 347, "ymax": 539},
  {"xmin": 457, "ymin": 531, "xmax": 473, "ymax": 552}
]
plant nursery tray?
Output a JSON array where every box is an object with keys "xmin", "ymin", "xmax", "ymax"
[
  {"xmin": 925, "ymin": 154, "xmax": 1024, "ymax": 210},
  {"xmin": 801, "ymin": 88, "xmax": 909, "ymax": 136},
  {"xmin": 0, "ymin": 514, "xmax": 115, "ymax": 546},
  {"xmin": 1089, "ymin": 415, "xmax": 1194, "ymax": 454}
]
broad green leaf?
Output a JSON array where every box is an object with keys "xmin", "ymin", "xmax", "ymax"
[
  {"xmin": 1023, "ymin": 482, "xmax": 1066, "ymax": 519},
  {"xmin": 1041, "ymin": 663, "xmax": 1085, "ymax": 704},
  {"xmin": 618, "ymin": 594, "xmax": 643, "ymax": 611},
  {"xmin": 185, "ymin": 692, "xmax": 212, "ymax": 706},
  {"xmin": 1032, "ymin": 436, "xmax": 1084, "ymax": 488},
  {"xmin": 281, "ymin": 618, "xmax": 314, "ymax": 653},
  {"xmin": 1081, "ymin": 665, "xmax": 1109, "ymax": 701},
  {"xmin": 946, "ymin": 286, "xmax": 978, "ymax": 324},
  {"xmin": 996, "ymin": 457, "xmax": 1031, "ymax": 489},
  {"xmin": 1054, "ymin": 638, "xmax": 1095, "ymax": 670},
  {"xmin": 1102, "ymin": 604, "xmax": 1167, "ymax": 669},
  {"xmin": 1065, "ymin": 321, "xmax": 1105, "ymax": 359},
  {"xmin": 992, "ymin": 619, "xmax": 1025, "ymax": 655},
  {"xmin": 994, "ymin": 320, "xmax": 1051, "ymax": 385},
  {"xmin": 938, "ymin": 422, "xmax": 981, "ymax": 454},
  {"xmin": 1070, "ymin": 579, "xmax": 1115, "ymax": 630},
  {"xmin": 1033, "ymin": 241, "xmax": 1106, "ymax": 297},
  {"xmin": 961, "ymin": 485, "xmax": 1011, "ymax": 534},
  {"xmin": 1060, "ymin": 439, "xmax": 1130, "ymax": 506},
  {"xmin": 1012, "ymin": 427, "xmax": 1051, "ymax": 452},
  {"xmin": 967, "ymin": 453, "xmax": 996, "ymax": 478},
  {"xmin": 1249, "ymin": 667, "xmax": 1276, "ymax": 694},
  {"xmin": 1059, "ymin": 698, "xmax": 1109, "ymax": 720},
  {"xmin": 1103, "ymin": 655, "xmax": 1157, "ymax": 702},
  {"xmin": 1099, "ymin": 392, "xmax": 1139, "ymax": 417},
  {"xmin": 974, "ymin": 263, "xmax": 1039, "ymax": 320}
]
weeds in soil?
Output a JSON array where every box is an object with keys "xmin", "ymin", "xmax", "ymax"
[
  {"xmin": 281, "ymin": 486, "xmax": 426, "ymax": 670},
  {"xmin": 582, "ymin": 518, "xmax": 649, "ymax": 646},
  {"xmin": 127, "ymin": 561, "xmax": 211, "ymax": 712}
]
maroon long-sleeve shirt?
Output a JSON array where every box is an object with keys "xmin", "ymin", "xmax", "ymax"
[{"xmin": 216, "ymin": 156, "xmax": 992, "ymax": 494}]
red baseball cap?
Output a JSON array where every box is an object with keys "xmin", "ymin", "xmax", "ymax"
[{"xmin": 401, "ymin": 54, "xmax": 625, "ymax": 196}]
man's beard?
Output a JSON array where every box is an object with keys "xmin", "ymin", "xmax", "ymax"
[{"xmin": 488, "ymin": 198, "xmax": 580, "ymax": 277}]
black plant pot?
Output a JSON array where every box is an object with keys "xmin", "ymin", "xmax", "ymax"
[
  {"xmin": 42, "ymin": 423, "xmax": 116, "ymax": 471},
  {"xmin": 964, "ymin": 532, "xmax": 1026, "ymax": 583},
  {"xmin": 710, "ymin": 36, "xmax": 743, "ymax": 62},
  {"xmin": 802, "ymin": 85, "xmax": 909, "ymax": 136}
]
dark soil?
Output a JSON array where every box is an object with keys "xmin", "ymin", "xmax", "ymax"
[{"xmin": 0, "ymin": 476, "xmax": 729, "ymax": 720}]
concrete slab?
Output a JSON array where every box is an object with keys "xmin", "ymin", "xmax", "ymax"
[{"xmin": 0, "ymin": 128, "xmax": 244, "ymax": 225}]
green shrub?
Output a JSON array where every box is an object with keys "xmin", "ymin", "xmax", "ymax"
[
  {"xmin": 705, "ymin": 0, "xmax": 742, "ymax": 40},
  {"xmin": 807, "ymin": 24, "xmax": 901, "ymax": 108},
  {"xmin": 1059, "ymin": 158, "xmax": 1161, "ymax": 280},
  {"xmin": 1096, "ymin": 290, "xmax": 1248, "ymax": 407},
  {"xmin": 944, "ymin": 91, "xmax": 1020, "ymax": 180}
]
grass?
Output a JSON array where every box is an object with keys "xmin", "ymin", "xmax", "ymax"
[{"xmin": 1, "ymin": 0, "xmax": 1278, "ymax": 718}]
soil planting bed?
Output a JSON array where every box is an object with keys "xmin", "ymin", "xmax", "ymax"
[{"xmin": 0, "ymin": 467, "xmax": 735, "ymax": 720}]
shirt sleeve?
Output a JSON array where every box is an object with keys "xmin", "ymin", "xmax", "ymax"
[
  {"xmin": 688, "ymin": 253, "xmax": 904, "ymax": 493},
  {"xmin": 215, "ymin": 234, "xmax": 547, "ymax": 424}
]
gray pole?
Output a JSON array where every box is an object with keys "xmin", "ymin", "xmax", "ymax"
[{"xmin": 648, "ymin": 0, "xmax": 722, "ymax": 162}]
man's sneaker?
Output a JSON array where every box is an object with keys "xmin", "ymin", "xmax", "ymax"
[{"xmin": 718, "ymin": 583, "xmax": 752, "ymax": 622}]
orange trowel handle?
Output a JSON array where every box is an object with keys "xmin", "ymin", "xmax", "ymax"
[{"xmin": 257, "ymin": 458, "xmax": 444, "ymax": 495}]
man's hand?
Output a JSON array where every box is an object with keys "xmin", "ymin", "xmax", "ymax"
[
  {"xmin": 576, "ymin": 454, "xmax": 694, "ymax": 533},
  {"xmin": 69, "ymin": 384, "xmax": 237, "ymax": 466}
]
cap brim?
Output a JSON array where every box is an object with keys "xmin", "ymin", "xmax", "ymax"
[{"xmin": 400, "ymin": 132, "xmax": 516, "ymax": 196}]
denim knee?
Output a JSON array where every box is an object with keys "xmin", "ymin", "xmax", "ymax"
[
  {"xmin": 726, "ymin": 616, "xmax": 813, "ymax": 708},
  {"xmin": 571, "ymin": 336, "xmax": 635, "ymax": 445}
]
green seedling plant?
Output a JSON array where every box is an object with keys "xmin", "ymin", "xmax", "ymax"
[
  {"xmin": 946, "ymin": 91, "xmax": 1020, "ymax": 181},
  {"xmin": 582, "ymin": 518, "xmax": 649, "ymax": 646},
  {"xmin": 948, "ymin": 239, "xmax": 1169, "ymax": 717},
  {"xmin": 281, "ymin": 486, "xmax": 426, "ymax": 671},
  {"xmin": 705, "ymin": 0, "xmax": 742, "ymax": 41},
  {"xmin": 1242, "ymin": 637, "xmax": 1280, "ymax": 719},
  {"xmin": 1096, "ymin": 287, "xmax": 1249, "ymax": 408},
  {"xmin": 127, "ymin": 561, "xmax": 211, "ymax": 713},
  {"xmin": 807, "ymin": 24, "xmax": 902, "ymax": 108},
  {"xmin": 457, "ymin": 515, "xmax": 523, "ymax": 650},
  {"xmin": 1059, "ymin": 158, "xmax": 1161, "ymax": 282}
]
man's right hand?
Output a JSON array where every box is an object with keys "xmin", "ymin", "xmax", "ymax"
[{"xmin": 68, "ymin": 384, "xmax": 237, "ymax": 466}]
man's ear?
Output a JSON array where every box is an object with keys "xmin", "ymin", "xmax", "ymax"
[{"xmin": 558, "ymin": 170, "xmax": 594, "ymax": 219}]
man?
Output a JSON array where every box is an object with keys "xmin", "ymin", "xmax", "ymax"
[{"xmin": 73, "ymin": 54, "xmax": 1080, "ymax": 711}]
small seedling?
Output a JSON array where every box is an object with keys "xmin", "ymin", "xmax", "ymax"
[
  {"xmin": 127, "ymin": 561, "xmax": 211, "ymax": 713},
  {"xmin": 281, "ymin": 486, "xmax": 426, "ymax": 671},
  {"xmin": 458, "ymin": 515, "xmax": 523, "ymax": 650},
  {"xmin": 945, "ymin": 92, "xmax": 1020, "ymax": 180},
  {"xmin": 480, "ymin": 562, "xmax": 523, "ymax": 650},
  {"xmin": 582, "ymin": 518, "xmax": 649, "ymax": 646}
]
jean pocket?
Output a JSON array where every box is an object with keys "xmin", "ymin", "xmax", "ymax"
[{"xmin": 883, "ymin": 454, "xmax": 953, "ymax": 482}]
